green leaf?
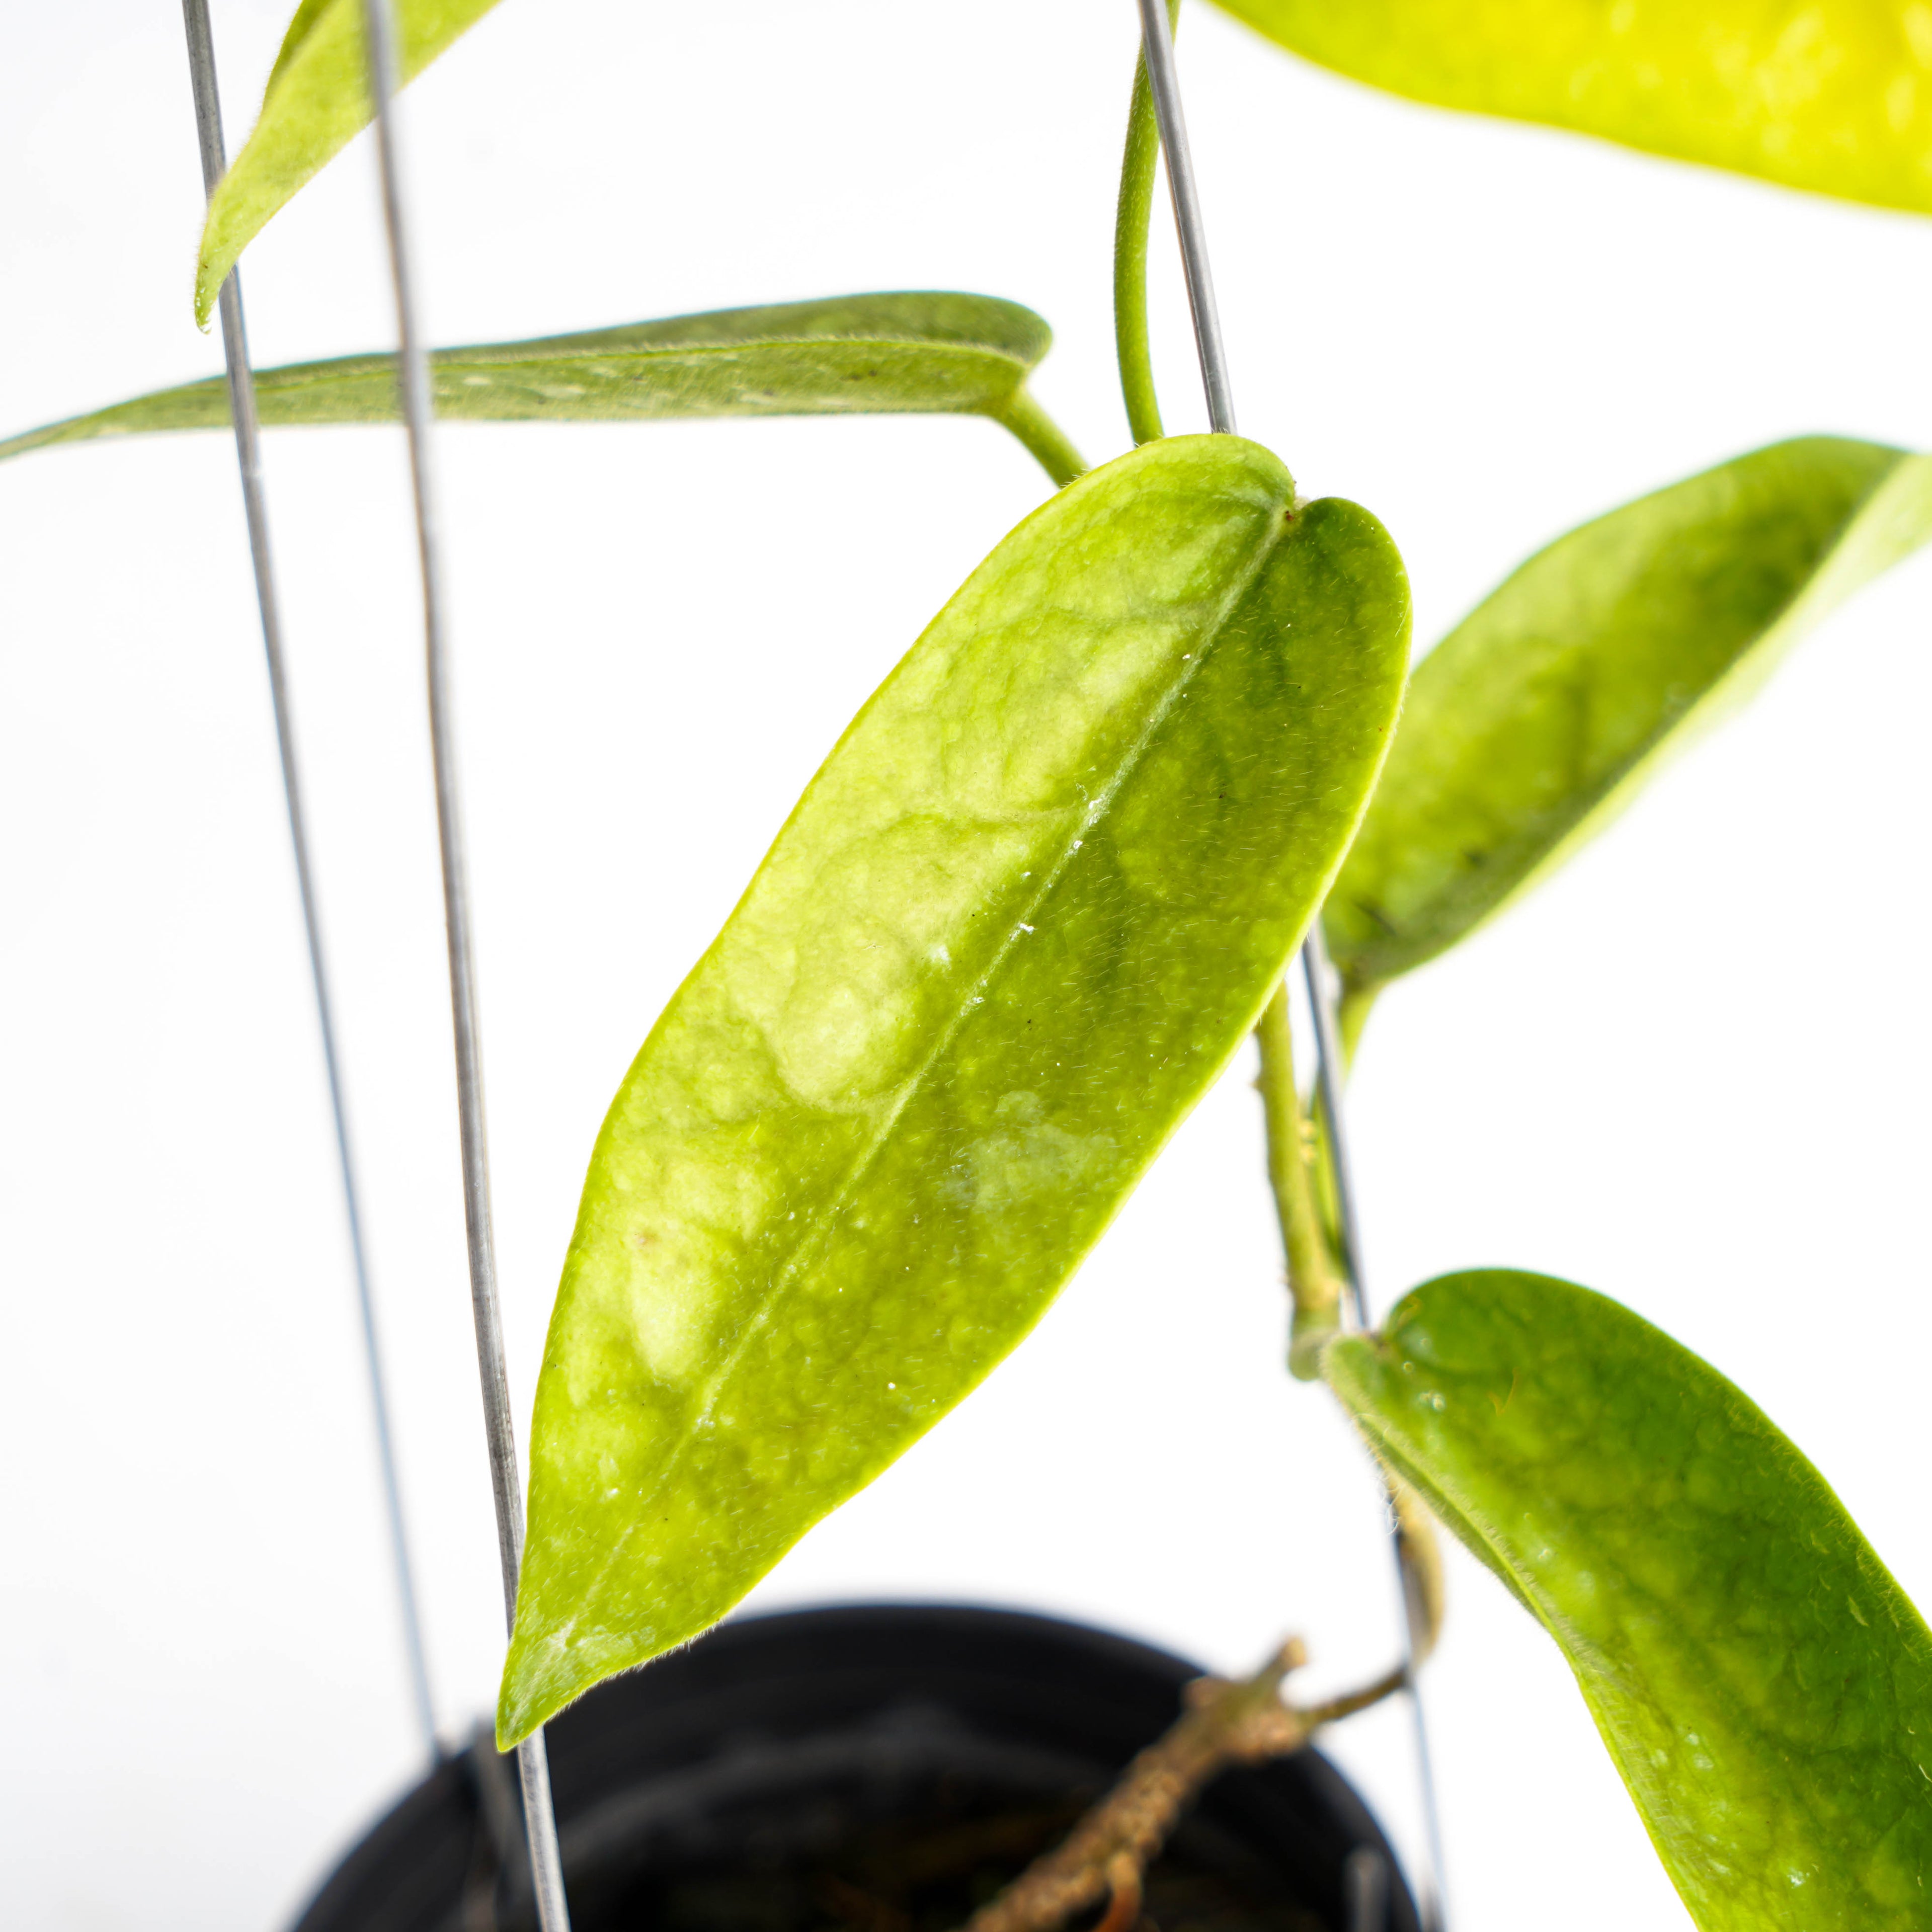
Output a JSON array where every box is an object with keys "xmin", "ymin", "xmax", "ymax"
[
  {"xmin": 499, "ymin": 434, "xmax": 1410, "ymax": 1744},
  {"xmin": 1215, "ymin": 0, "xmax": 1932, "ymax": 216},
  {"xmin": 0, "ymin": 293, "xmax": 1084, "ymax": 486},
  {"xmin": 1324, "ymin": 436, "xmax": 1932, "ymax": 1005},
  {"xmin": 1326, "ymin": 1269, "xmax": 1932, "ymax": 1931},
  {"xmin": 194, "ymin": 0, "xmax": 506, "ymax": 325}
]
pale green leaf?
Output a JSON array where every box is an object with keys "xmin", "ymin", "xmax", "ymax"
[
  {"xmin": 1216, "ymin": 0, "xmax": 1932, "ymax": 215},
  {"xmin": 195, "ymin": 0, "xmax": 505, "ymax": 324},
  {"xmin": 0, "ymin": 293, "xmax": 1084, "ymax": 485},
  {"xmin": 1327, "ymin": 1269, "xmax": 1932, "ymax": 1930},
  {"xmin": 499, "ymin": 434, "xmax": 1411, "ymax": 1743},
  {"xmin": 1325, "ymin": 436, "xmax": 1932, "ymax": 1005}
]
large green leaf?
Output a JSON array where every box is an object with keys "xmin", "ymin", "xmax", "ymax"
[
  {"xmin": 1327, "ymin": 1269, "xmax": 1932, "ymax": 1930},
  {"xmin": 195, "ymin": 0, "xmax": 503, "ymax": 324},
  {"xmin": 1216, "ymin": 0, "xmax": 1932, "ymax": 215},
  {"xmin": 499, "ymin": 434, "xmax": 1410, "ymax": 1743},
  {"xmin": 1324, "ymin": 436, "xmax": 1932, "ymax": 1008},
  {"xmin": 0, "ymin": 294, "xmax": 1084, "ymax": 485}
]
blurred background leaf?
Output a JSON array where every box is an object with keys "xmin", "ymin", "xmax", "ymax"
[
  {"xmin": 1325, "ymin": 436, "xmax": 1932, "ymax": 1024},
  {"xmin": 195, "ymin": 0, "xmax": 506, "ymax": 324},
  {"xmin": 1216, "ymin": 0, "xmax": 1932, "ymax": 216}
]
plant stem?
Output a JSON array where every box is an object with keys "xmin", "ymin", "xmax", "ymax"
[
  {"xmin": 1113, "ymin": 0, "xmax": 1182, "ymax": 445},
  {"xmin": 1392, "ymin": 1477, "xmax": 1446, "ymax": 1664},
  {"xmin": 988, "ymin": 387, "xmax": 1088, "ymax": 486},
  {"xmin": 1256, "ymin": 982, "xmax": 1344, "ymax": 1377},
  {"xmin": 955, "ymin": 1637, "xmax": 1404, "ymax": 1932}
]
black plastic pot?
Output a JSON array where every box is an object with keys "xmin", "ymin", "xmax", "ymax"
[{"xmin": 295, "ymin": 1603, "xmax": 1418, "ymax": 1932}]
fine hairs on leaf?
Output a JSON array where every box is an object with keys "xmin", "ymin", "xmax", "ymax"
[
  {"xmin": 1327, "ymin": 1271, "xmax": 1932, "ymax": 1931},
  {"xmin": 0, "ymin": 293, "xmax": 1086, "ymax": 487},
  {"xmin": 500, "ymin": 433, "xmax": 1409, "ymax": 1743}
]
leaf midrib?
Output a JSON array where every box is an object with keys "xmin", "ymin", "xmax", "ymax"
[
  {"xmin": 0, "ymin": 338, "xmax": 1033, "ymax": 464},
  {"xmin": 555, "ymin": 499, "xmax": 1294, "ymax": 1647}
]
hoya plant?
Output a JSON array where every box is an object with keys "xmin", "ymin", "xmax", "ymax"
[{"xmin": 11, "ymin": 1, "xmax": 1932, "ymax": 1926}]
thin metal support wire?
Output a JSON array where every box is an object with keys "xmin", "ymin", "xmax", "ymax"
[
  {"xmin": 1133, "ymin": 0, "xmax": 1236, "ymax": 437},
  {"xmin": 355, "ymin": 3, "xmax": 573, "ymax": 1925},
  {"xmin": 1133, "ymin": 5, "xmax": 1451, "ymax": 1926},
  {"xmin": 178, "ymin": 0, "xmax": 438, "ymax": 1765}
]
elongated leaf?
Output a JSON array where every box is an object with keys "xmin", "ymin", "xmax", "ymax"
[
  {"xmin": 1327, "ymin": 1269, "xmax": 1932, "ymax": 1930},
  {"xmin": 1324, "ymin": 436, "xmax": 1932, "ymax": 1005},
  {"xmin": 0, "ymin": 293, "xmax": 1084, "ymax": 485},
  {"xmin": 1217, "ymin": 0, "xmax": 1932, "ymax": 216},
  {"xmin": 499, "ymin": 435, "xmax": 1410, "ymax": 1743},
  {"xmin": 195, "ymin": 0, "xmax": 503, "ymax": 324}
]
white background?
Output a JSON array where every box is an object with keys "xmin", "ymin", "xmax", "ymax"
[{"xmin": 4, "ymin": 2, "xmax": 1930, "ymax": 1926}]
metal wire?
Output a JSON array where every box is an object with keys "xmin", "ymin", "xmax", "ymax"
[
  {"xmin": 178, "ymin": 0, "xmax": 438, "ymax": 1764},
  {"xmin": 354, "ymin": 2, "xmax": 573, "ymax": 1924},
  {"xmin": 1132, "ymin": 6, "xmax": 1451, "ymax": 1926},
  {"xmin": 1133, "ymin": 0, "xmax": 1235, "ymax": 436}
]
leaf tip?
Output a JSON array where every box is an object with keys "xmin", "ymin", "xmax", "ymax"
[
  {"xmin": 192, "ymin": 227, "xmax": 225, "ymax": 331},
  {"xmin": 495, "ymin": 1636, "xmax": 559, "ymax": 1750}
]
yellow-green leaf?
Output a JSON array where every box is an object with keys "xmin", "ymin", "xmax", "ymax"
[
  {"xmin": 1324, "ymin": 436, "xmax": 1932, "ymax": 1005},
  {"xmin": 0, "ymin": 294, "xmax": 1083, "ymax": 486},
  {"xmin": 195, "ymin": 0, "xmax": 504, "ymax": 325},
  {"xmin": 499, "ymin": 435, "xmax": 1411, "ymax": 1743},
  {"xmin": 1215, "ymin": 0, "xmax": 1932, "ymax": 215},
  {"xmin": 1327, "ymin": 1269, "xmax": 1932, "ymax": 1930}
]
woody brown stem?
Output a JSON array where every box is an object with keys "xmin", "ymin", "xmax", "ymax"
[{"xmin": 955, "ymin": 1637, "xmax": 1405, "ymax": 1932}]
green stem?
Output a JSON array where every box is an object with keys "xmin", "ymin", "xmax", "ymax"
[
  {"xmin": 1255, "ymin": 983, "xmax": 1344, "ymax": 1378},
  {"xmin": 1113, "ymin": 0, "xmax": 1182, "ymax": 446},
  {"xmin": 989, "ymin": 387, "xmax": 1088, "ymax": 487}
]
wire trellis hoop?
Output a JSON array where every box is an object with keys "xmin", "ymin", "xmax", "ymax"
[
  {"xmin": 177, "ymin": 0, "xmax": 438, "ymax": 1767},
  {"xmin": 354, "ymin": 0, "xmax": 573, "ymax": 1923},
  {"xmin": 1132, "ymin": 4, "xmax": 1452, "ymax": 1925}
]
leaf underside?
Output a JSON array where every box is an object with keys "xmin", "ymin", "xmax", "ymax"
[
  {"xmin": 499, "ymin": 434, "xmax": 1411, "ymax": 1744},
  {"xmin": 196, "ymin": 0, "xmax": 505, "ymax": 323},
  {"xmin": 1327, "ymin": 1270, "xmax": 1932, "ymax": 1931},
  {"xmin": 1324, "ymin": 435, "xmax": 1932, "ymax": 1002},
  {"xmin": 1215, "ymin": 0, "xmax": 1932, "ymax": 215},
  {"xmin": 0, "ymin": 293, "xmax": 1059, "ymax": 465}
]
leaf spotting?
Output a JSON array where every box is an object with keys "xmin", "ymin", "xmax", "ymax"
[{"xmin": 501, "ymin": 435, "xmax": 1410, "ymax": 1743}]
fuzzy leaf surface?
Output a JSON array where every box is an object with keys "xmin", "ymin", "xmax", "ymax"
[
  {"xmin": 1328, "ymin": 1270, "xmax": 1932, "ymax": 1930},
  {"xmin": 1, "ymin": 294, "xmax": 1076, "ymax": 477},
  {"xmin": 500, "ymin": 435, "xmax": 1410, "ymax": 1743},
  {"xmin": 1216, "ymin": 0, "xmax": 1932, "ymax": 215},
  {"xmin": 1325, "ymin": 436, "xmax": 1932, "ymax": 1001},
  {"xmin": 194, "ymin": 0, "xmax": 505, "ymax": 323}
]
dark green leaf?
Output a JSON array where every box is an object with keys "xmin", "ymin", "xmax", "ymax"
[
  {"xmin": 1327, "ymin": 1269, "xmax": 1932, "ymax": 1931},
  {"xmin": 1215, "ymin": 0, "xmax": 1932, "ymax": 216},
  {"xmin": 1325, "ymin": 437, "xmax": 1932, "ymax": 1006},
  {"xmin": 0, "ymin": 293, "xmax": 1084, "ymax": 485},
  {"xmin": 499, "ymin": 435, "xmax": 1410, "ymax": 1742},
  {"xmin": 195, "ymin": 0, "xmax": 505, "ymax": 324}
]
